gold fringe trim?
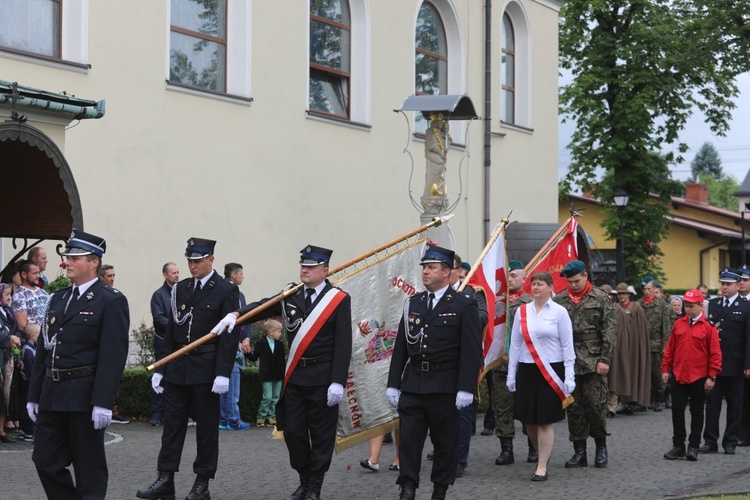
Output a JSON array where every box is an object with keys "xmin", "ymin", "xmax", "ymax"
[
  {"xmin": 334, "ymin": 419, "xmax": 399, "ymax": 453},
  {"xmin": 562, "ymin": 395, "xmax": 575, "ymax": 409},
  {"xmin": 272, "ymin": 426, "xmax": 285, "ymax": 441},
  {"xmin": 332, "ymin": 238, "xmax": 429, "ymax": 285}
]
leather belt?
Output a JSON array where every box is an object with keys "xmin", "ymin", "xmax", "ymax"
[
  {"xmin": 298, "ymin": 353, "xmax": 333, "ymax": 367},
  {"xmin": 177, "ymin": 343, "xmax": 217, "ymax": 354},
  {"xmin": 573, "ymin": 333, "xmax": 600, "ymax": 343},
  {"xmin": 46, "ymin": 365, "xmax": 96, "ymax": 382},
  {"xmin": 409, "ymin": 358, "xmax": 458, "ymax": 372}
]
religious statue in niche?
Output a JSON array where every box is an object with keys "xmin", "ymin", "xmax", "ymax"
[{"xmin": 421, "ymin": 113, "xmax": 450, "ymax": 214}]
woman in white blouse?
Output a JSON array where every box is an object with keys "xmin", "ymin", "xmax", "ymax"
[{"xmin": 506, "ymin": 271, "xmax": 575, "ymax": 481}]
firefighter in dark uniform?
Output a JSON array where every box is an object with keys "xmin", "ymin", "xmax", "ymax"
[
  {"xmin": 386, "ymin": 244, "xmax": 482, "ymax": 500},
  {"xmin": 700, "ymin": 268, "xmax": 750, "ymax": 455},
  {"xmin": 212, "ymin": 245, "xmax": 352, "ymax": 500},
  {"xmin": 137, "ymin": 238, "xmax": 239, "ymax": 500},
  {"xmin": 27, "ymin": 229, "xmax": 130, "ymax": 499}
]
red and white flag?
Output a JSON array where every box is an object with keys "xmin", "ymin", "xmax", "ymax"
[
  {"xmin": 468, "ymin": 226, "xmax": 507, "ymax": 373},
  {"xmin": 525, "ymin": 217, "xmax": 580, "ymax": 294}
]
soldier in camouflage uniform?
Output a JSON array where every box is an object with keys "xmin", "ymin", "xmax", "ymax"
[
  {"xmin": 554, "ymin": 261, "xmax": 617, "ymax": 469},
  {"xmin": 491, "ymin": 260, "xmax": 536, "ymax": 465},
  {"xmin": 637, "ymin": 277, "xmax": 674, "ymax": 411}
]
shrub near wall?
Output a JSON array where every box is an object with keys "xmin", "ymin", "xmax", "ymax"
[{"xmin": 118, "ymin": 367, "xmax": 263, "ymax": 421}]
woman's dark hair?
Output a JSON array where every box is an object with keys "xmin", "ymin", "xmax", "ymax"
[{"xmin": 530, "ymin": 271, "xmax": 554, "ymax": 287}]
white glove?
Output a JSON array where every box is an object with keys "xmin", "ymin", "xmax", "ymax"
[
  {"xmin": 564, "ymin": 378, "xmax": 576, "ymax": 395},
  {"xmin": 151, "ymin": 373, "xmax": 164, "ymax": 394},
  {"xmin": 327, "ymin": 382, "xmax": 344, "ymax": 407},
  {"xmin": 386, "ymin": 387, "xmax": 400, "ymax": 408},
  {"xmin": 92, "ymin": 406, "xmax": 112, "ymax": 429},
  {"xmin": 212, "ymin": 375, "xmax": 230, "ymax": 394},
  {"xmin": 211, "ymin": 313, "xmax": 237, "ymax": 334},
  {"xmin": 26, "ymin": 402, "xmax": 39, "ymax": 423},
  {"xmin": 456, "ymin": 391, "xmax": 474, "ymax": 410},
  {"xmin": 506, "ymin": 378, "xmax": 516, "ymax": 393}
]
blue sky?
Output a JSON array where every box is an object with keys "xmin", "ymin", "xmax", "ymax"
[{"xmin": 558, "ymin": 72, "xmax": 750, "ymax": 185}]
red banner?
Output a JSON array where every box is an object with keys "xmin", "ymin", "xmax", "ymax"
[{"xmin": 525, "ymin": 218, "xmax": 579, "ymax": 294}]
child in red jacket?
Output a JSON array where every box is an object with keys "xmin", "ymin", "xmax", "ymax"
[{"xmin": 662, "ymin": 289, "xmax": 722, "ymax": 461}]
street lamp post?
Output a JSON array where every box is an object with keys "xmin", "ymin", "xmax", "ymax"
[{"xmin": 613, "ymin": 189, "xmax": 630, "ymax": 284}]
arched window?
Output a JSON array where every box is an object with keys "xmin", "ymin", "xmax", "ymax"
[
  {"xmin": 501, "ymin": 13, "xmax": 515, "ymax": 124},
  {"xmin": 309, "ymin": 0, "xmax": 351, "ymax": 118},
  {"xmin": 415, "ymin": 1, "xmax": 447, "ymax": 133}
]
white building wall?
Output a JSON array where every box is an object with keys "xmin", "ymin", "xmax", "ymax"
[{"xmin": 1, "ymin": 0, "xmax": 560, "ymax": 337}]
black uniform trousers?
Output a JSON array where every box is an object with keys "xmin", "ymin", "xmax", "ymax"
[
  {"xmin": 158, "ymin": 381, "xmax": 220, "ymax": 478},
  {"xmin": 398, "ymin": 391, "xmax": 459, "ymax": 488},
  {"xmin": 704, "ymin": 375, "xmax": 744, "ymax": 448},
  {"xmin": 283, "ymin": 382, "xmax": 339, "ymax": 475},
  {"xmin": 740, "ymin": 379, "xmax": 750, "ymax": 442},
  {"xmin": 670, "ymin": 377, "xmax": 706, "ymax": 449},
  {"xmin": 32, "ymin": 409, "xmax": 108, "ymax": 499}
]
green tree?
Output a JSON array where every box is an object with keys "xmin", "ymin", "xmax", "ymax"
[
  {"xmin": 559, "ymin": 0, "xmax": 748, "ymax": 284},
  {"xmin": 697, "ymin": 172, "xmax": 740, "ymax": 211},
  {"xmin": 690, "ymin": 142, "xmax": 723, "ymax": 181}
]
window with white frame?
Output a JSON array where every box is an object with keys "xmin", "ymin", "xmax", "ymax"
[
  {"xmin": 500, "ymin": 3, "xmax": 530, "ymax": 128},
  {"xmin": 501, "ymin": 13, "xmax": 515, "ymax": 124},
  {"xmin": 0, "ymin": 0, "xmax": 88, "ymax": 65},
  {"xmin": 309, "ymin": 0, "xmax": 351, "ymax": 119}
]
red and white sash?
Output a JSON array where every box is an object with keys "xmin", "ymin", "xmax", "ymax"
[
  {"xmin": 284, "ymin": 288, "xmax": 347, "ymax": 387},
  {"xmin": 519, "ymin": 304, "xmax": 574, "ymax": 409}
]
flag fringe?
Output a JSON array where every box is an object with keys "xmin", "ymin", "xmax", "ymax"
[{"xmin": 334, "ymin": 419, "xmax": 400, "ymax": 453}]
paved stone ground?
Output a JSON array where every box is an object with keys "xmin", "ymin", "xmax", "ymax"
[{"xmin": 2, "ymin": 408, "xmax": 750, "ymax": 499}]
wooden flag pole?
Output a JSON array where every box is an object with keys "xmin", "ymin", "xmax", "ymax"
[
  {"xmin": 148, "ymin": 214, "xmax": 454, "ymax": 371},
  {"xmin": 523, "ymin": 216, "xmax": 572, "ymax": 273},
  {"xmin": 457, "ymin": 216, "xmax": 510, "ymax": 293}
]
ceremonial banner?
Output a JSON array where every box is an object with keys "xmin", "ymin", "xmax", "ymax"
[
  {"xmin": 467, "ymin": 226, "xmax": 507, "ymax": 374},
  {"xmin": 333, "ymin": 240, "xmax": 427, "ymax": 452},
  {"xmin": 525, "ymin": 217, "xmax": 579, "ymax": 294}
]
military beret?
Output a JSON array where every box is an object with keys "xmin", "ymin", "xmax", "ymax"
[
  {"xmin": 461, "ymin": 262, "xmax": 471, "ymax": 272},
  {"xmin": 640, "ymin": 275, "xmax": 655, "ymax": 287},
  {"xmin": 508, "ymin": 260, "xmax": 524, "ymax": 271},
  {"xmin": 560, "ymin": 260, "xmax": 585, "ymax": 277}
]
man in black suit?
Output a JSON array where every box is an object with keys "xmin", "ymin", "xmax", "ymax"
[
  {"xmin": 212, "ymin": 244, "xmax": 352, "ymax": 500},
  {"xmin": 701, "ymin": 268, "xmax": 750, "ymax": 455},
  {"xmin": 26, "ymin": 229, "xmax": 130, "ymax": 499},
  {"xmin": 386, "ymin": 244, "xmax": 482, "ymax": 500},
  {"xmin": 137, "ymin": 238, "xmax": 239, "ymax": 500},
  {"xmin": 149, "ymin": 262, "xmax": 180, "ymax": 426}
]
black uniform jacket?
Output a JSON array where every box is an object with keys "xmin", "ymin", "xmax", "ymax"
[
  {"xmin": 28, "ymin": 280, "xmax": 130, "ymax": 412},
  {"xmin": 238, "ymin": 280, "xmax": 352, "ymax": 387},
  {"xmin": 707, "ymin": 297, "xmax": 750, "ymax": 377},
  {"xmin": 158, "ymin": 271, "xmax": 239, "ymax": 385},
  {"xmin": 387, "ymin": 286, "xmax": 482, "ymax": 395},
  {"xmin": 247, "ymin": 337, "xmax": 286, "ymax": 383}
]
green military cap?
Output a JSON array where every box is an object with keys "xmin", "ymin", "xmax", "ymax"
[
  {"xmin": 508, "ymin": 260, "xmax": 524, "ymax": 271},
  {"xmin": 640, "ymin": 275, "xmax": 655, "ymax": 287},
  {"xmin": 461, "ymin": 261, "xmax": 471, "ymax": 272},
  {"xmin": 560, "ymin": 260, "xmax": 585, "ymax": 277}
]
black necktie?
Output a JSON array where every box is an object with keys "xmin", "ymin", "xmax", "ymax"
[
  {"xmin": 305, "ymin": 288, "xmax": 314, "ymax": 311},
  {"xmin": 428, "ymin": 292, "xmax": 436, "ymax": 313},
  {"xmin": 724, "ymin": 298, "xmax": 730, "ymax": 309},
  {"xmin": 65, "ymin": 287, "xmax": 79, "ymax": 314},
  {"xmin": 195, "ymin": 280, "xmax": 202, "ymax": 293}
]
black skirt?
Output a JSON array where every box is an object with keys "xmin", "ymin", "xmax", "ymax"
[{"xmin": 514, "ymin": 361, "xmax": 566, "ymax": 425}]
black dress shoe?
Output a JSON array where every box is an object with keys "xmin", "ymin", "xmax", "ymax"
[
  {"xmin": 455, "ymin": 464, "xmax": 465, "ymax": 478},
  {"xmin": 136, "ymin": 471, "xmax": 175, "ymax": 500},
  {"xmin": 686, "ymin": 446, "xmax": 699, "ymax": 461},
  {"xmin": 725, "ymin": 445, "xmax": 736, "ymax": 455},
  {"xmin": 698, "ymin": 443, "xmax": 718, "ymax": 453},
  {"xmin": 481, "ymin": 428, "xmax": 494, "ymax": 436},
  {"xmin": 531, "ymin": 472, "xmax": 548, "ymax": 482},
  {"xmin": 0, "ymin": 434, "xmax": 16, "ymax": 443},
  {"xmin": 663, "ymin": 446, "xmax": 686, "ymax": 460},
  {"xmin": 738, "ymin": 440, "xmax": 750, "ymax": 447}
]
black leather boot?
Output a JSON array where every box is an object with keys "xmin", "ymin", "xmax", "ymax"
[
  {"xmin": 284, "ymin": 472, "xmax": 309, "ymax": 500},
  {"xmin": 527, "ymin": 436, "xmax": 538, "ymax": 463},
  {"xmin": 495, "ymin": 437, "xmax": 514, "ymax": 465},
  {"xmin": 398, "ymin": 480, "xmax": 417, "ymax": 500},
  {"xmin": 303, "ymin": 474, "xmax": 324, "ymax": 500},
  {"xmin": 594, "ymin": 437, "xmax": 608, "ymax": 468},
  {"xmin": 136, "ymin": 471, "xmax": 175, "ymax": 500},
  {"xmin": 185, "ymin": 476, "xmax": 210, "ymax": 500},
  {"xmin": 431, "ymin": 483, "xmax": 449, "ymax": 500},
  {"xmin": 565, "ymin": 440, "xmax": 588, "ymax": 468}
]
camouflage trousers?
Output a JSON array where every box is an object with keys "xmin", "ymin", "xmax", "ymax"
[
  {"xmin": 651, "ymin": 351, "xmax": 664, "ymax": 401},
  {"xmin": 567, "ymin": 372, "xmax": 609, "ymax": 441},
  {"xmin": 491, "ymin": 369, "xmax": 516, "ymax": 438}
]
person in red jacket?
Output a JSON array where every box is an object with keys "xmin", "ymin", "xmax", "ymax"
[{"xmin": 662, "ymin": 289, "xmax": 722, "ymax": 461}]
